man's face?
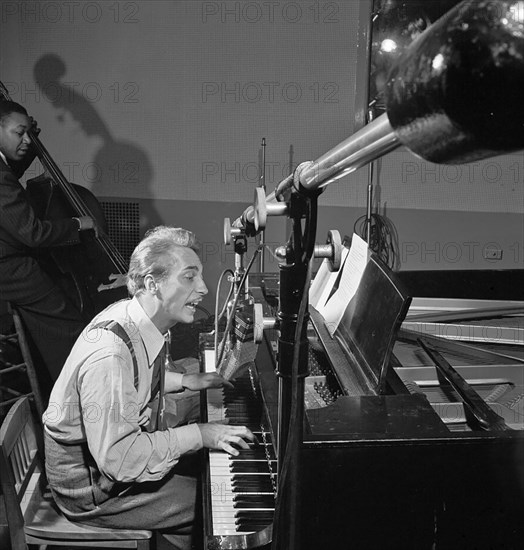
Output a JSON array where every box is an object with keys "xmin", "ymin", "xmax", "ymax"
[
  {"xmin": 156, "ymin": 246, "xmax": 208, "ymax": 327},
  {"xmin": 0, "ymin": 112, "xmax": 32, "ymax": 162}
]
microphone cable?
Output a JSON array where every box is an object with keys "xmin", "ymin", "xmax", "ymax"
[
  {"xmin": 353, "ymin": 211, "xmax": 400, "ymax": 270},
  {"xmin": 215, "ymin": 245, "xmax": 262, "ymax": 370}
]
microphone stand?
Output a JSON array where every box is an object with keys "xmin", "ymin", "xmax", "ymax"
[
  {"xmin": 272, "ymin": 188, "xmax": 320, "ymax": 550},
  {"xmin": 215, "ymin": 234, "xmax": 248, "ymax": 370},
  {"xmin": 228, "ymin": 235, "xmax": 249, "ymax": 349},
  {"xmin": 365, "ymin": 108, "xmax": 375, "ymax": 245},
  {"xmin": 258, "ymin": 137, "xmax": 267, "ymax": 272}
]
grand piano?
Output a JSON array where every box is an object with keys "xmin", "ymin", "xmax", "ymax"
[
  {"xmin": 200, "ymin": 259, "xmax": 524, "ymax": 550},
  {"xmin": 199, "ymin": 0, "xmax": 524, "ymax": 547}
]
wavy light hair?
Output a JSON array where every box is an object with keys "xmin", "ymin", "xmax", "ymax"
[{"xmin": 126, "ymin": 226, "xmax": 200, "ymax": 296}]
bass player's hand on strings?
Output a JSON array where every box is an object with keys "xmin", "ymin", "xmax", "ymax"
[{"xmin": 75, "ymin": 215, "xmax": 100, "ymax": 237}]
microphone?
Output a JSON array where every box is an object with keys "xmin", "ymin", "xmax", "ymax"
[
  {"xmin": 384, "ymin": 0, "xmax": 524, "ymax": 164},
  {"xmin": 231, "ymin": 206, "xmax": 257, "ymax": 237}
]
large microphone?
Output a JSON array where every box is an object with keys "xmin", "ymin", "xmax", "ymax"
[
  {"xmin": 384, "ymin": 0, "xmax": 524, "ymax": 164},
  {"xmin": 233, "ymin": 0, "xmax": 524, "ymax": 231}
]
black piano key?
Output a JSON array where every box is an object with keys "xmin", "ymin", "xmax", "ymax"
[
  {"xmin": 232, "ymin": 475, "xmax": 274, "ymax": 485},
  {"xmin": 233, "ymin": 495, "xmax": 276, "ymax": 505},
  {"xmin": 236, "ymin": 518, "xmax": 274, "ymax": 525},
  {"xmin": 230, "ymin": 464, "xmax": 275, "ymax": 473},
  {"xmin": 235, "ymin": 511, "xmax": 274, "ymax": 531},
  {"xmin": 232, "ymin": 483, "xmax": 274, "ymax": 491},
  {"xmin": 232, "ymin": 484, "xmax": 275, "ymax": 494},
  {"xmin": 232, "ymin": 472, "xmax": 276, "ymax": 481},
  {"xmin": 230, "ymin": 501, "xmax": 274, "ymax": 509},
  {"xmin": 230, "ymin": 453, "xmax": 276, "ymax": 461},
  {"xmin": 236, "ymin": 516, "xmax": 274, "ymax": 524},
  {"xmin": 235, "ymin": 512, "xmax": 274, "ymax": 522},
  {"xmin": 238, "ymin": 521, "xmax": 271, "ymax": 533},
  {"xmin": 232, "ymin": 480, "xmax": 274, "ymax": 489},
  {"xmin": 230, "ymin": 460, "xmax": 276, "ymax": 473},
  {"xmin": 234, "ymin": 493, "xmax": 274, "ymax": 505},
  {"xmin": 235, "ymin": 510, "xmax": 275, "ymax": 518},
  {"xmin": 232, "ymin": 486, "xmax": 275, "ymax": 496},
  {"xmin": 236, "ymin": 520, "xmax": 274, "ymax": 528},
  {"xmin": 233, "ymin": 449, "xmax": 269, "ymax": 459}
]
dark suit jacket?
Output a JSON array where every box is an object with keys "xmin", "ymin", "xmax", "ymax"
[{"xmin": 0, "ymin": 157, "xmax": 80, "ymax": 300}]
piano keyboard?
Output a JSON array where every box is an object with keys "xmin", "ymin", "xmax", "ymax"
[{"xmin": 203, "ymin": 349, "xmax": 275, "ymax": 548}]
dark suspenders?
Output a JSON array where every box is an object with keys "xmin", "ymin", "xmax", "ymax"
[{"xmin": 91, "ymin": 320, "xmax": 139, "ymax": 390}]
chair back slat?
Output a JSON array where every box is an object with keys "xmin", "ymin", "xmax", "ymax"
[
  {"xmin": 16, "ymin": 429, "xmax": 34, "ymax": 477},
  {"xmin": 17, "ymin": 455, "xmax": 41, "ymax": 510},
  {"xmin": 12, "ymin": 444, "xmax": 23, "ymax": 486},
  {"xmin": 20, "ymin": 431, "xmax": 31, "ymax": 463}
]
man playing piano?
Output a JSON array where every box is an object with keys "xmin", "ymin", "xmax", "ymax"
[{"xmin": 43, "ymin": 226, "xmax": 256, "ymax": 550}]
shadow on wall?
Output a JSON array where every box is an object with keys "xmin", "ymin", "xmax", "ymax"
[{"xmin": 33, "ymin": 53, "xmax": 162, "ymax": 232}]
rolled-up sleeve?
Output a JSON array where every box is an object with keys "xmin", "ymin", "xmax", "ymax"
[{"xmin": 78, "ymin": 344, "xmax": 203, "ymax": 483}]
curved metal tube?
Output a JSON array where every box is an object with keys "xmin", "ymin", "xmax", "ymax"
[{"xmin": 293, "ymin": 113, "xmax": 398, "ymax": 192}]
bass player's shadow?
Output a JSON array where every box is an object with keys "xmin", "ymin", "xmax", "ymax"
[{"xmin": 34, "ymin": 53, "xmax": 163, "ymax": 235}]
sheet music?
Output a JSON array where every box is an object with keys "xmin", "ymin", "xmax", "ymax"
[
  {"xmin": 309, "ymin": 246, "xmax": 350, "ymax": 309},
  {"xmin": 312, "ymin": 233, "xmax": 370, "ymax": 336}
]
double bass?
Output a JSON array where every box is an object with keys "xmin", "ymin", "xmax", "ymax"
[{"xmin": 0, "ymin": 80, "xmax": 129, "ymax": 316}]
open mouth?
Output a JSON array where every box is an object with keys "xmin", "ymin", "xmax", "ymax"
[{"xmin": 185, "ymin": 300, "xmax": 200, "ymax": 311}]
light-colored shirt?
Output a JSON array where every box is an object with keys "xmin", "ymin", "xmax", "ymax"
[{"xmin": 43, "ymin": 297, "xmax": 203, "ymax": 483}]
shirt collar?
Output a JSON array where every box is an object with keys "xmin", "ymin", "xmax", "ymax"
[
  {"xmin": 0, "ymin": 150, "xmax": 7, "ymax": 165},
  {"xmin": 128, "ymin": 297, "xmax": 167, "ymax": 367}
]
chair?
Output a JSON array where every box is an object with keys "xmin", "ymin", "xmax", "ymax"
[
  {"xmin": 0, "ymin": 397, "xmax": 153, "ymax": 549},
  {"xmin": 0, "ymin": 306, "xmax": 44, "ymax": 419}
]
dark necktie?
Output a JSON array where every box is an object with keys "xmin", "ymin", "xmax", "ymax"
[{"xmin": 151, "ymin": 338, "xmax": 168, "ymax": 430}]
